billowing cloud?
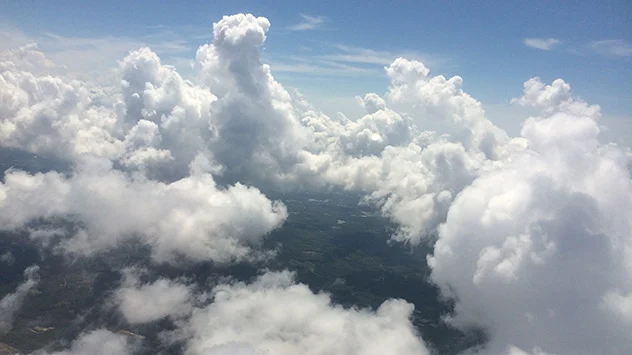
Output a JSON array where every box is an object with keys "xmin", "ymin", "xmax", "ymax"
[
  {"xmin": 178, "ymin": 270, "xmax": 430, "ymax": 355},
  {"xmin": 0, "ymin": 157, "xmax": 287, "ymax": 264},
  {"xmin": 0, "ymin": 265, "xmax": 39, "ymax": 333},
  {"xmin": 523, "ymin": 38, "xmax": 561, "ymax": 51},
  {"xmin": 429, "ymin": 79, "xmax": 632, "ymax": 354},
  {"xmin": 114, "ymin": 268, "xmax": 195, "ymax": 324},
  {"xmin": 0, "ymin": 16, "xmax": 293, "ymax": 264},
  {"xmin": 194, "ymin": 13, "xmax": 315, "ymax": 187},
  {"xmin": 1, "ymin": 12, "xmax": 631, "ymax": 355}
]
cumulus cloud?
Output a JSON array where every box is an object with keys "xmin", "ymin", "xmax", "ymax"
[
  {"xmin": 0, "ymin": 265, "xmax": 39, "ymax": 333},
  {"xmin": 0, "ymin": 18, "xmax": 294, "ymax": 264},
  {"xmin": 298, "ymin": 57, "xmax": 512, "ymax": 243},
  {"xmin": 177, "ymin": 270, "xmax": 429, "ymax": 355},
  {"xmin": 523, "ymin": 38, "xmax": 561, "ymax": 51},
  {"xmin": 1, "ymin": 12, "xmax": 632, "ymax": 355},
  {"xmin": 30, "ymin": 329, "xmax": 137, "ymax": 355},
  {"xmin": 194, "ymin": 13, "xmax": 315, "ymax": 187},
  {"xmin": 114, "ymin": 268, "xmax": 195, "ymax": 324},
  {"xmin": 429, "ymin": 79, "xmax": 632, "ymax": 354},
  {"xmin": 0, "ymin": 157, "xmax": 287, "ymax": 264}
]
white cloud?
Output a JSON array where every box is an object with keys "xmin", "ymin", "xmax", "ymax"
[
  {"xmin": 288, "ymin": 14, "xmax": 326, "ymax": 31},
  {"xmin": 428, "ymin": 79, "xmax": 632, "ymax": 354},
  {"xmin": 267, "ymin": 44, "xmax": 445, "ymax": 78},
  {"xmin": 0, "ymin": 15, "xmax": 295, "ymax": 264},
  {"xmin": 524, "ymin": 38, "xmax": 561, "ymax": 51},
  {"xmin": 1, "ymin": 12, "xmax": 632, "ymax": 355},
  {"xmin": 0, "ymin": 158, "xmax": 287, "ymax": 264},
  {"xmin": 589, "ymin": 39, "xmax": 632, "ymax": 57},
  {"xmin": 114, "ymin": 268, "xmax": 195, "ymax": 324},
  {"xmin": 268, "ymin": 60, "xmax": 378, "ymax": 77},
  {"xmin": 0, "ymin": 265, "xmax": 39, "ymax": 333},
  {"xmin": 178, "ymin": 270, "xmax": 430, "ymax": 355},
  {"xmin": 0, "ymin": 26, "xmax": 194, "ymax": 75},
  {"xmin": 29, "ymin": 329, "xmax": 137, "ymax": 355}
]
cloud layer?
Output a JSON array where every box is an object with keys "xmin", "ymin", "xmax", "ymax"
[{"xmin": 1, "ymin": 12, "xmax": 631, "ymax": 355}]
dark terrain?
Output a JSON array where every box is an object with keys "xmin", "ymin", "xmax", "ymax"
[{"xmin": 0, "ymin": 149, "xmax": 484, "ymax": 354}]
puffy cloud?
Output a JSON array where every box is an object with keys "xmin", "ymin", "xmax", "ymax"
[
  {"xmin": 0, "ymin": 15, "xmax": 503, "ymax": 251},
  {"xmin": 0, "ymin": 158, "xmax": 287, "ymax": 264},
  {"xmin": 117, "ymin": 47, "xmax": 217, "ymax": 177},
  {"xmin": 512, "ymin": 77, "xmax": 571, "ymax": 108},
  {"xmin": 356, "ymin": 93, "xmax": 386, "ymax": 115},
  {"xmin": 114, "ymin": 269, "xmax": 195, "ymax": 324},
  {"xmin": 194, "ymin": 14, "xmax": 313, "ymax": 187},
  {"xmin": 300, "ymin": 58, "xmax": 515, "ymax": 243},
  {"xmin": 30, "ymin": 329, "xmax": 136, "ymax": 355},
  {"xmin": 511, "ymin": 77, "xmax": 601, "ymax": 118},
  {"xmin": 179, "ymin": 270, "xmax": 430, "ymax": 355},
  {"xmin": 0, "ymin": 43, "xmax": 59, "ymax": 74},
  {"xmin": 0, "ymin": 265, "xmax": 39, "ymax": 333},
  {"xmin": 0, "ymin": 46, "xmax": 121, "ymax": 159},
  {"xmin": 0, "ymin": 18, "xmax": 295, "ymax": 264},
  {"xmin": 303, "ymin": 95, "xmax": 413, "ymax": 157},
  {"xmin": 383, "ymin": 58, "xmax": 508, "ymax": 164},
  {"xmin": 1, "ymin": 12, "xmax": 632, "ymax": 355},
  {"xmin": 428, "ymin": 79, "xmax": 632, "ymax": 354}
]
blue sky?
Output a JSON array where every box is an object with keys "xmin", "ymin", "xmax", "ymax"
[{"xmin": 1, "ymin": 0, "xmax": 631, "ymax": 132}]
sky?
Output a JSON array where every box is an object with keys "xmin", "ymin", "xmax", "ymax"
[
  {"xmin": 2, "ymin": 3, "xmax": 632, "ymax": 355},
  {"xmin": 1, "ymin": 0, "xmax": 631, "ymax": 125}
]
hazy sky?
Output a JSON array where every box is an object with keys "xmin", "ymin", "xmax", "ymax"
[{"xmin": 1, "ymin": 0, "xmax": 631, "ymax": 124}]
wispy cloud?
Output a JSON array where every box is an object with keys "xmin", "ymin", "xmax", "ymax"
[
  {"xmin": 266, "ymin": 44, "xmax": 446, "ymax": 78},
  {"xmin": 524, "ymin": 38, "xmax": 561, "ymax": 51},
  {"xmin": 0, "ymin": 26, "xmax": 194, "ymax": 75},
  {"xmin": 268, "ymin": 61, "xmax": 377, "ymax": 76},
  {"xmin": 322, "ymin": 44, "xmax": 443, "ymax": 66},
  {"xmin": 588, "ymin": 39, "xmax": 632, "ymax": 57},
  {"xmin": 288, "ymin": 14, "xmax": 326, "ymax": 31}
]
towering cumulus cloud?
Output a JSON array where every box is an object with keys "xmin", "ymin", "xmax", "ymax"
[
  {"xmin": 0, "ymin": 18, "xmax": 289, "ymax": 264},
  {"xmin": 195, "ymin": 14, "xmax": 313, "ymax": 186},
  {"xmin": 430, "ymin": 79, "xmax": 632, "ymax": 354},
  {"xmin": 1, "ymin": 12, "xmax": 631, "ymax": 355}
]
